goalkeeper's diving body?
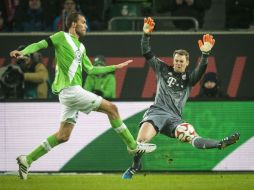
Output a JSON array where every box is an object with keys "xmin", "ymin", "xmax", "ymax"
[
  {"xmin": 10, "ymin": 12, "xmax": 156, "ymax": 180},
  {"xmin": 122, "ymin": 17, "xmax": 240, "ymax": 179}
]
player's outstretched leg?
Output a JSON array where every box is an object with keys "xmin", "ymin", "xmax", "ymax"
[
  {"xmin": 122, "ymin": 151, "xmax": 143, "ymax": 179},
  {"xmin": 98, "ymin": 100, "xmax": 157, "ymax": 154},
  {"xmin": 16, "ymin": 134, "xmax": 62, "ymax": 180},
  {"xmin": 218, "ymin": 132, "xmax": 240, "ymax": 149},
  {"xmin": 16, "ymin": 155, "xmax": 30, "ymax": 180}
]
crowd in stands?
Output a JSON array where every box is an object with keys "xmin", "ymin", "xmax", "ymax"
[
  {"xmin": 0, "ymin": 0, "xmax": 254, "ymax": 32},
  {"xmin": 197, "ymin": 72, "xmax": 228, "ymax": 98},
  {"xmin": 0, "ymin": 0, "xmax": 252, "ymax": 100}
]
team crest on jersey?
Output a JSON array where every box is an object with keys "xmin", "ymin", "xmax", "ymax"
[{"xmin": 75, "ymin": 50, "xmax": 82, "ymax": 59}]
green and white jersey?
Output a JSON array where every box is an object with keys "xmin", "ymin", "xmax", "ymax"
[
  {"xmin": 21, "ymin": 31, "xmax": 116, "ymax": 94},
  {"xmin": 50, "ymin": 31, "xmax": 91, "ymax": 93}
]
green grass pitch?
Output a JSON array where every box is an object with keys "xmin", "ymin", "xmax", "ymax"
[{"xmin": 1, "ymin": 173, "xmax": 254, "ymax": 190}]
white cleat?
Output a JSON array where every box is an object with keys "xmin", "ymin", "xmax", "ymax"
[
  {"xmin": 16, "ymin": 155, "xmax": 30, "ymax": 180},
  {"xmin": 128, "ymin": 142, "xmax": 157, "ymax": 154}
]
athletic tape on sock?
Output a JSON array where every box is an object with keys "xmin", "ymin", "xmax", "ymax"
[
  {"xmin": 41, "ymin": 140, "xmax": 52, "ymax": 152},
  {"xmin": 114, "ymin": 123, "xmax": 127, "ymax": 133}
]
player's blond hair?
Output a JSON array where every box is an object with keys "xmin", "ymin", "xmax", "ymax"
[{"xmin": 173, "ymin": 49, "xmax": 189, "ymax": 61}]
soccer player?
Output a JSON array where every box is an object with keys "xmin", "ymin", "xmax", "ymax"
[
  {"xmin": 10, "ymin": 12, "xmax": 156, "ymax": 180},
  {"xmin": 122, "ymin": 17, "xmax": 240, "ymax": 179}
]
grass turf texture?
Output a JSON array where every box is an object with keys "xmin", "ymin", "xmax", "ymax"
[{"xmin": 1, "ymin": 173, "xmax": 254, "ymax": 190}]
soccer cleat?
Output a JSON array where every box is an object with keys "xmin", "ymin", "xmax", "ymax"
[
  {"xmin": 122, "ymin": 167, "xmax": 138, "ymax": 179},
  {"xmin": 16, "ymin": 155, "xmax": 30, "ymax": 180},
  {"xmin": 127, "ymin": 142, "xmax": 156, "ymax": 154},
  {"xmin": 122, "ymin": 152, "xmax": 143, "ymax": 179},
  {"xmin": 218, "ymin": 132, "xmax": 240, "ymax": 149}
]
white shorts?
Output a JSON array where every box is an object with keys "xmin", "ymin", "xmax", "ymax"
[{"xmin": 59, "ymin": 85, "xmax": 103, "ymax": 124}]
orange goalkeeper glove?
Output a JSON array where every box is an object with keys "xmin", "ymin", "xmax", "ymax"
[
  {"xmin": 143, "ymin": 17, "xmax": 155, "ymax": 34},
  {"xmin": 198, "ymin": 34, "xmax": 215, "ymax": 54}
]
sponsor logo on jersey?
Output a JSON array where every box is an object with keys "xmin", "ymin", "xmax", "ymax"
[{"xmin": 167, "ymin": 77, "xmax": 177, "ymax": 87}]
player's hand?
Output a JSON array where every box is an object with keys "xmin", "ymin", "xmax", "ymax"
[
  {"xmin": 143, "ymin": 17, "xmax": 155, "ymax": 34},
  {"xmin": 198, "ymin": 34, "xmax": 215, "ymax": 54},
  {"xmin": 10, "ymin": 50, "xmax": 24, "ymax": 58},
  {"xmin": 115, "ymin": 60, "xmax": 133, "ymax": 69}
]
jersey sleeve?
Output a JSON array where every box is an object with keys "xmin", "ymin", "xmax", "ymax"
[
  {"xmin": 82, "ymin": 54, "xmax": 93, "ymax": 72},
  {"xmin": 141, "ymin": 34, "xmax": 162, "ymax": 73},
  {"xmin": 21, "ymin": 40, "xmax": 48, "ymax": 55},
  {"xmin": 82, "ymin": 54, "xmax": 116, "ymax": 75},
  {"xmin": 21, "ymin": 32, "xmax": 64, "ymax": 55},
  {"xmin": 188, "ymin": 54, "xmax": 208, "ymax": 86},
  {"xmin": 49, "ymin": 31, "xmax": 64, "ymax": 47}
]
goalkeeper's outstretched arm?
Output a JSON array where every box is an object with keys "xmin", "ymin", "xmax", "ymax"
[
  {"xmin": 189, "ymin": 34, "xmax": 216, "ymax": 86},
  {"xmin": 10, "ymin": 39, "xmax": 49, "ymax": 58}
]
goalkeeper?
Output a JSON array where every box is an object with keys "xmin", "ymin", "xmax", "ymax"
[
  {"xmin": 122, "ymin": 17, "xmax": 240, "ymax": 179},
  {"xmin": 10, "ymin": 12, "xmax": 156, "ymax": 180}
]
